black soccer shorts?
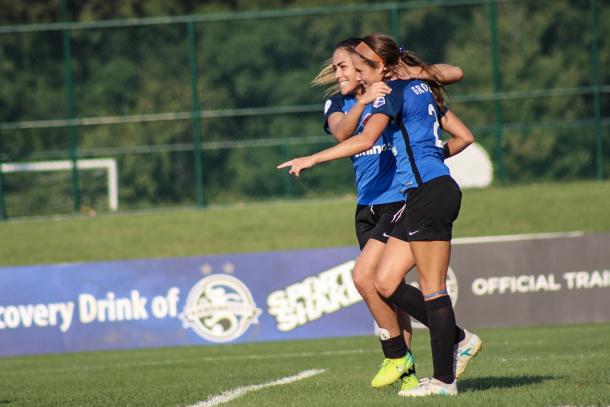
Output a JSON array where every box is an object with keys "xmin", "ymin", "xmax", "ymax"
[
  {"xmin": 355, "ymin": 200, "xmax": 406, "ymax": 249},
  {"xmin": 390, "ymin": 175, "xmax": 461, "ymax": 242}
]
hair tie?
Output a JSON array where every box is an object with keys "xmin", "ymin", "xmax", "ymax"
[{"xmin": 399, "ymin": 45, "xmax": 405, "ymax": 53}]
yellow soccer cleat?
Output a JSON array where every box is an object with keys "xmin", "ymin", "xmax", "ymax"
[
  {"xmin": 370, "ymin": 352, "xmax": 414, "ymax": 388},
  {"xmin": 399, "ymin": 368, "xmax": 420, "ymax": 393}
]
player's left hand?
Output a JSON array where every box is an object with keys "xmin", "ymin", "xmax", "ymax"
[
  {"xmin": 277, "ymin": 156, "xmax": 317, "ymax": 177},
  {"xmin": 360, "ymin": 82, "xmax": 391, "ymax": 105},
  {"xmin": 394, "ymin": 61, "xmax": 421, "ymax": 80}
]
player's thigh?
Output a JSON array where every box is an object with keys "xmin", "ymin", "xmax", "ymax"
[
  {"xmin": 375, "ymin": 237, "xmax": 415, "ymax": 297},
  {"xmin": 353, "ymin": 238, "xmax": 386, "ymax": 289},
  {"xmin": 410, "ymin": 240, "xmax": 451, "ymax": 295}
]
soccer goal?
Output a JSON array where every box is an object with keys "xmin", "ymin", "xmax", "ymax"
[{"xmin": 0, "ymin": 158, "xmax": 119, "ymax": 211}]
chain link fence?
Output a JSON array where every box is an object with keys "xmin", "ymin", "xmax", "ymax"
[{"xmin": 0, "ymin": 0, "xmax": 608, "ymax": 218}]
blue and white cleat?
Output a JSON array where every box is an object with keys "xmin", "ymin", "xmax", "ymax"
[
  {"xmin": 398, "ymin": 377, "xmax": 457, "ymax": 397},
  {"xmin": 454, "ymin": 329, "xmax": 483, "ymax": 379}
]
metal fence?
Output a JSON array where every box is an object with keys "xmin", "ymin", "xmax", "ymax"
[{"xmin": 0, "ymin": 0, "xmax": 608, "ymax": 219}]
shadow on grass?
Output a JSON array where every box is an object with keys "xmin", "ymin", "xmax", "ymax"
[
  {"xmin": 0, "ymin": 401, "xmax": 11, "ymax": 405},
  {"xmin": 460, "ymin": 375, "xmax": 557, "ymax": 392}
]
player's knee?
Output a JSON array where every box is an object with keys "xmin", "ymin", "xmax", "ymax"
[
  {"xmin": 352, "ymin": 270, "xmax": 374, "ymax": 294},
  {"xmin": 374, "ymin": 277, "xmax": 394, "ymax": 299},
  {"xmin": 352, "ymin": 265, "xmax": 376, "ymax": 295}
]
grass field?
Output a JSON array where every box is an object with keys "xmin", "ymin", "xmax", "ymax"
[
  {"xmin": 1, "ymin": 180, "xmax": 609, "ymax": 266},
  {"xmin": 1, "ymin": 180, "xmax": 609, "ymax": 406},
  {"xmin": 0, "ymin": 323, "xmax": 608, "ymax": 406}
]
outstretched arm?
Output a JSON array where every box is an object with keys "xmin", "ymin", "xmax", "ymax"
[
  {"xmin": 396, "ymin": 63, "xmax": 463, "ymax": 85},
  {"xmin": 327, "ymin": 82, "xmax": 392, "ymax": 142},
  {"xmin": 279, "ymin": 114, "xmax": 390, "ymax": 176},
  {"xmin": 441, "ymin": 110, "xmax": 474, "ymax": 158}
]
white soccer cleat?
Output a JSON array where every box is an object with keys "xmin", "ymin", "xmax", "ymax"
[
  {"xmin": 398, "ymin": 377, "xmax": 458, "ymax": 397},
  {"xmin": 455, "ymin": 329, "xmax": 483, "ymax": 379}
]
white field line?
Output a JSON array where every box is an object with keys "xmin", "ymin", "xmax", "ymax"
[
  {"xmin": 1, "ymin": 348, "xmax": 371, "ymax": 375},
  {"xmin": 186, "ymin": 368, "xmax": 325, "ymax": 407}
]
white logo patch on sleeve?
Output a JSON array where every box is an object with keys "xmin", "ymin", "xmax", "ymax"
[
  {"xmin": 373, "ymin": 96, "xmax": 386, "ymax": 108},
  {"xmin": 324, "ymin": 99, "xmax": 332, "ymax": 115}
]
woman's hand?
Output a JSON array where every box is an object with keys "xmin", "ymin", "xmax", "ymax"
[
  {"xmin": 394, "ymin": 61, "xmax": 464, "ymax": 85},
  {"xmin": 359, "ymin": 81, "xmax": 391, "ymax": 105},
  {"xmin": 277, "ymin": 155, "xmax": 317, "ymax": 177},
  {"xmin": 393, "ymin": 61, "xmax": 418, "ymax": 80}
]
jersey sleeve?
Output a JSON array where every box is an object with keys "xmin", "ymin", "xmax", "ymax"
[
  {"xmin": 369, "ymin": 81, "xmax": 404, "ymax": 121},
  {"xmin": 323, "ymin": 95, "xmax": 345, "ymax": 135}
]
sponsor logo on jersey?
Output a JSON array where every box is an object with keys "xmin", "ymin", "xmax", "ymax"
[
  {"xmin": 373, "ymin": 96, "xmax": 385, "ymax": 108},
  {"xmin": 354, "ymin": 142, "xmax": 393, "ymax": 158},
  {"xmin": 179, "ymin": 274, "xmax": 262, "ymax": 343}
]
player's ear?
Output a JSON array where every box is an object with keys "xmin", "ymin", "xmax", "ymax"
[{"xmin": 380, "ymin": 63, "xmax": 391, "ymax": 80}]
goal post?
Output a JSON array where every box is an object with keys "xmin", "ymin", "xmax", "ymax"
[{"xmin": 0, "ymin": 158, "xmax": 119, "ymax": 212}]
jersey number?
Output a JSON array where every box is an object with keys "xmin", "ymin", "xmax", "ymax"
[{"xmin": 428, "ymin": 104, "xmax": 443, "ymax": 148}]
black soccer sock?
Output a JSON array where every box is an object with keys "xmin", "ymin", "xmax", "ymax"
[
  {"xmin": 455, "ymin": 326, "xmax": 466, "ymax": 344},
  {"xmin": 388, "ymin": 282, "xmax": 466, "ymax": 344},
  {"xmin": 425, "ymin": 295, "xmax": 456, "ymax": 384},
  {"xmin": 380, "ymin": 335, "xmax": 408, "ymax": 359},
  {"xmin": 388, "ymin": 282, "xmax": 429, "ymax": 324}
]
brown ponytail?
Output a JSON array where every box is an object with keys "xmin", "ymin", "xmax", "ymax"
[{"xmin": 357, "ymin": 34, "xmax": 447, "ymax": 110}]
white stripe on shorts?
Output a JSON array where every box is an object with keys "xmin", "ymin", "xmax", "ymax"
[{"xmin": 391, "ymin": 203, "xmax": 406, "ymax": 223}]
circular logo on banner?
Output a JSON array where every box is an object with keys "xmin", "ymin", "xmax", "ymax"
[
  {"xmin": 406, "ymin": 267, "xmax": 459, "ymax": 330},
  {"xmin": 179, "ymin": 274, "xmax": 262, "ymax": 343}
]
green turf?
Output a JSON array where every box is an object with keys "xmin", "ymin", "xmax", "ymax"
[
  {"xmin": 1, "ymin": 181, "xmax": 609, "ymax": 405},
  {"xmin": 1, "ymin": 180, "xmax": 609, "ymax": 267},
  {"xmin": 0, "ymin": 323, "xmax": 608, "ymax": 406}
]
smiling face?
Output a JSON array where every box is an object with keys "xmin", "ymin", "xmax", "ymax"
[
  {"xmin": 351, "ymin": 54, "xmax": 385, "ymax": 87},
  {"xmin": 331, "ymin": 48, "xmax": 360, "ymax": 95}
]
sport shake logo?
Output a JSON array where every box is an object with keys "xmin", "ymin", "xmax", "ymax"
[
  {"xmin": 179, "ymin": 274, "xmax": 262, "ymax": 343},
  {"xmin": 266, "ymin": 260, "xmax": 362, "ymax": 332}
]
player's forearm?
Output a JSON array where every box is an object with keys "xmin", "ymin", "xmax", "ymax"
[
  {"xmin": 444, "ymin": 137, "xmax": 471, "ymax": 158},
  {"xmin": 442, "ymin": 110, "xmax": 474, "ymax": 158},
  {"xmin": 331, "ymin": 101, "xmax": 366, "ymax": 141},
  {"xmin": 403, "ymin": 64, "xmax": 463, "ymax": 85},
  {"xmin": 432, "ymin": 64, "xmax": 463, "ymax": 85},
  {"xmin": 312, "ymin": 135, "xmax": 374, "ymax": 164}
]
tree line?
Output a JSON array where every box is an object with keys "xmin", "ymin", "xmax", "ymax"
[{"xmin": 0, "ymin": 0, "xmax": 607, "ymax": 216}]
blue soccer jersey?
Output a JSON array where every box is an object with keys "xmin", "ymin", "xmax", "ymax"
[
  {"xmin": 324, "ymin": 94, "xmax": 405, "ymax": 205},
  {"xmin": 369, "ymin": 79, "xmax": 450, "ymax": 190}
]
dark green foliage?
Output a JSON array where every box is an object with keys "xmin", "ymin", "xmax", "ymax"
[{"xmin": 0, "ymin": 0, "xmax": 608, "ymax": 217}]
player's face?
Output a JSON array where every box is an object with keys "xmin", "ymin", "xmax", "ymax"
[
  {"xmin": 351, "ymin": 54, "xmax": 384, "ymax": 87},
  {"xmin": 332, "ymin": 48, "xmax": 360, "ymax": 95}
]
